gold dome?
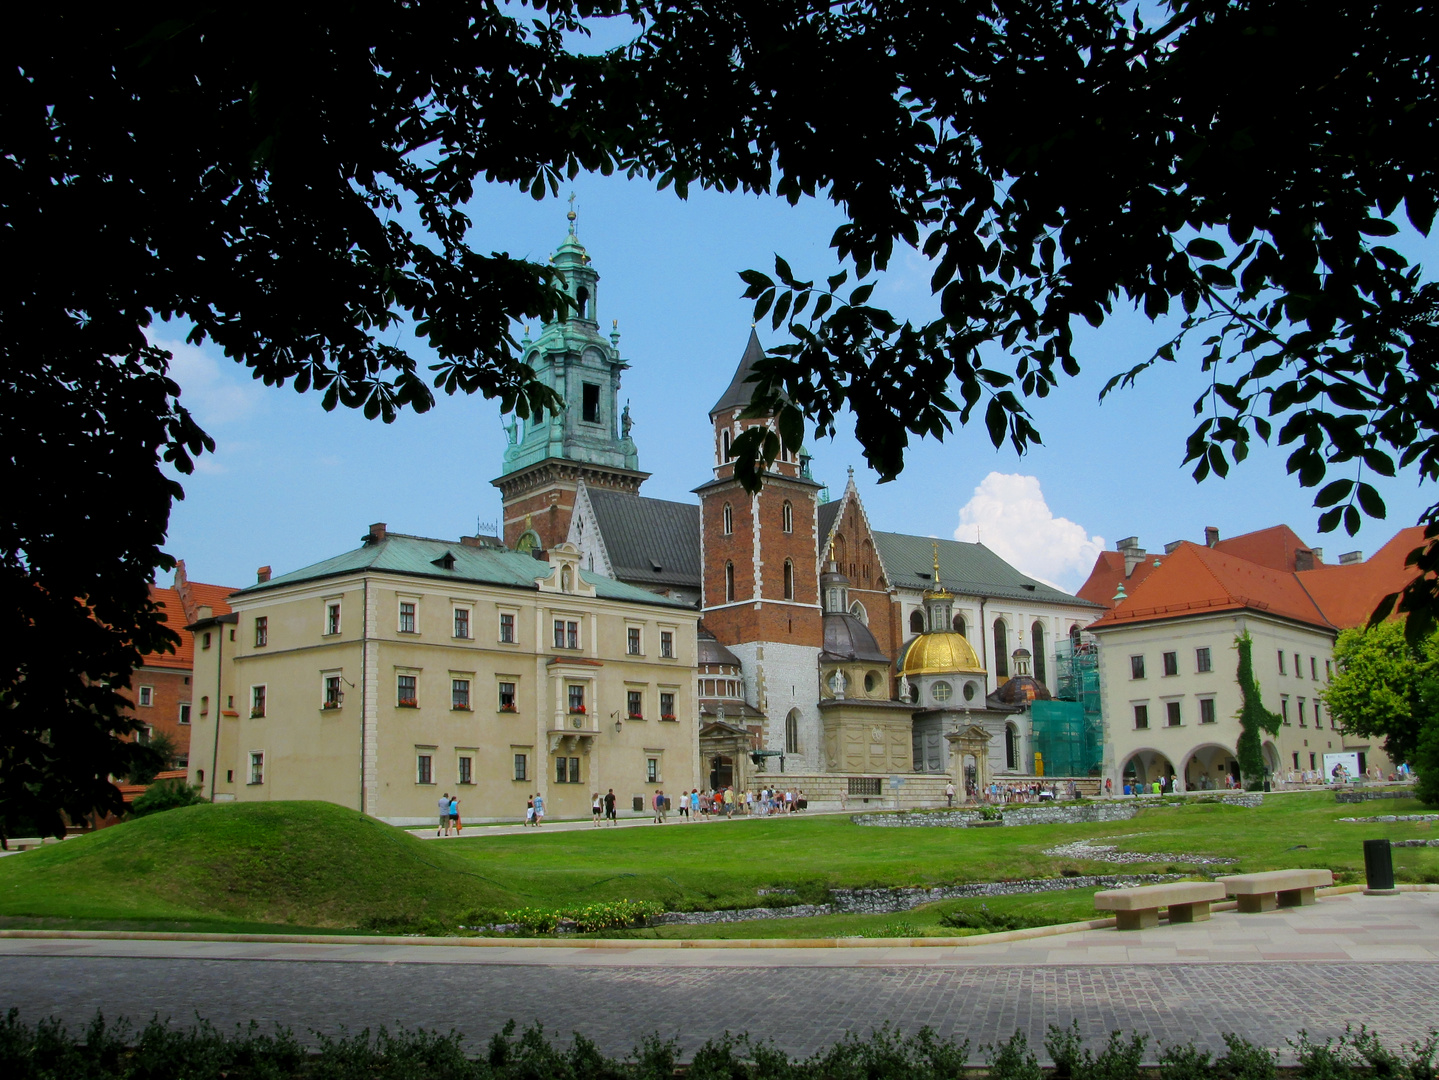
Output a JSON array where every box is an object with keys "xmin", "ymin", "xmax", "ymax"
[{"xmin": 901, "ymin": 632, "xmax": 986, "ymax": 676}]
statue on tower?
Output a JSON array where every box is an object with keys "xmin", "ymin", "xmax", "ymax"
[{"xmin": 621, "ymin": 400, "xmax": 633, "ymax": 439}]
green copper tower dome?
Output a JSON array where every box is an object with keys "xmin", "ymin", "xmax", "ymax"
[{"xmin": 501, "ymin": 207, "xmax": 638, "ymax": 475}]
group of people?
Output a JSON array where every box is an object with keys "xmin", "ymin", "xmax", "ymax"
[
  {"xmin": 589, "ymin": 790, "xmax": 620, "ymax": 825},
  {"xmin": 522, "ymin": 793, "xmax": 545, "ymax": 826},
  {"xmin": 635, "ymin": 786, "xmax": 809, "ymax": 823},
  {"xmin": 436, "ymin": 793, "xmax": 462, "ymax": 835}
]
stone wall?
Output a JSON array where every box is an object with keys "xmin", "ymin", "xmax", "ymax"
[
  {"xmin": 851, "ymin": 790, "xmax": 1262, "ymax": 827},
  {"xmin": 1334, "ymin": 787, "xmax": 1418, "ymax": 803}
]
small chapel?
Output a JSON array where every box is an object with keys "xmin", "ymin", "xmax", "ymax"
[{"xmin": 492, "ymin": 215, "xmax": 1102, "ymax": 803}]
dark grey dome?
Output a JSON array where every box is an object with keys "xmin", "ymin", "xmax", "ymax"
[
  {"xmin": 697, "ymin": 625, "xmax": 742, "ymax": 668},
  {"xmin": 821, "ymin": 613, "xmax": 889, "ymax": 663}
]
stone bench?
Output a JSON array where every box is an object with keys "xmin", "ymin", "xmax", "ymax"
[
  {"xmin": 1093, "ymin": 881, "xmax": 1225, "ymax": 930},
  {"xmin": 1217, "ymin": 869, "xmax": 1333, "ymax": 912}
]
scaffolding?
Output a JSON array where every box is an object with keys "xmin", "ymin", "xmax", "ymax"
[{"xmin": 1031, "ymin": 636, "xmax": 1103, "ymax": 776}]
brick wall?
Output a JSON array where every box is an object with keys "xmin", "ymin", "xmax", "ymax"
[{"xmin": 120, "ymin": 666, "xmax": 194, "ymax": 766}]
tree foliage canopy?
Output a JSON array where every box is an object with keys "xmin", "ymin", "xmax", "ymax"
[
  {"xmin": 3, "ymin": 0, "xmax": 1437, "ymax": 825},
  {"xmin": 1322, "ymin": 620, "xmax": 1438, "ymax": 766}
]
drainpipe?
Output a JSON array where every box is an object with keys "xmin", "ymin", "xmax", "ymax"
[
  {"xmin": 208, "ymin": 618, "xmax": 222, "ymax": 802},
  {"xmin": 360, "ymin": 578, "xmax": 369, "ymax": 815}
]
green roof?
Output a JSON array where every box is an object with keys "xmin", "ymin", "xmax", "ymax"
[
  {"xmin": 871, "ymin": 531, "xmax": 1101, "ymax": 608},
  {"xmin": 234, "ymin": 533, "xmax": 693, "ymax": 609}
]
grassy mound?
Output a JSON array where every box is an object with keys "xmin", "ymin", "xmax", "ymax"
[{"xmin": 0, "ymin": 801, "xmax": 510, "ymax": 930}]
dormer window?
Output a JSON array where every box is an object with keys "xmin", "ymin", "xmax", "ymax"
[{"xmin": 432, "ymin": 551, "xmax": 456, "ymax": 571}]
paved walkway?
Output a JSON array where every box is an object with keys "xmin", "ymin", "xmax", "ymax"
[{"xmin": 0, "ymin": 893, "xmax": 1435, "ymax": 1058}]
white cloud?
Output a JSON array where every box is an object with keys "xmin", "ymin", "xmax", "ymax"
[
  {"xmin": 149, "ymin": 333, "xmax": 263, "ymax": 428},
  {"xmin": 954, "ymin": 472, "xmax": 1105, "ymax": 593}
]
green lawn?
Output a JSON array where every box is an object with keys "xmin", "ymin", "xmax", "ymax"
[{"xmin": 0, "ymin": 791, "xmax": 1432, "ymax": 936}]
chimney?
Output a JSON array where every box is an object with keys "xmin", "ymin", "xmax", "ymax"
[
  {"xmin": 256, "ymin": 565, "xmax": 271, "ymax": 584},
  {"xmin": 1311, "ymin": 547, "xmax": 1324, "ymax": 562},
  {"xmin": 1116, "ymin": 536, "xmax": 1146, "ymax": 577},
  {"xmin": 1294, "ymin": 549, "xmax": 1314, "ymax": 572},
  {"xmin": 1339, "ymin": 550, "xmax": 1364, "ymax": 565},
  {"xmin": 196, "ymin": 605, "xmax": 214, "ymax": 622},
  {"xmin": 1204, "ymin": 526, "xmax": 1220, "ymax": 547},
  {"xmin": 366, "ymin": 522, "xmax": 388, "ymax": 545},
  {"xmin": 1163, "ymin": 540, "xmax": 1183, "ymax": 555}
]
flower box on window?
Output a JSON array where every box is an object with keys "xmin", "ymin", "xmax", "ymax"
[
  {"xmin": 628, "ymin": 713, "xmax": 643, "ymax": 721},
  {"xmin": 569, "ymin": 704, "xmax": 586, "ymax": 715},
  {"xmin": 321, "ymin": 701, "xmax": 341, "ymax": 711},
  {"xmin": 661, "ymin": 713, "xmax": 677, "ymax": 721},
  {"xmin": 398, "ymin": 697, "xmax": 418, "ymax": 708},
  {"xmin": 250, "ymin": 709, "xmax": 265, "ymax": 718},
  {"xmin": 499, "ymin": 703, "xmax": 518, "ymax": 713},
  {"xmin": 452, "ymin": 704, "xmax": 472, "ymax": 712}
]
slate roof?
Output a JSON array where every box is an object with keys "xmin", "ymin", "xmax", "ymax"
[
  {"xmin": 233, "ymin": 532, "xmax": 692, "ymax": 609},
  {"xmin": 817, "ymin": 498, "xmax": 843, "ymax": 542},
  {"xmin": 710, "ymin": 329, "xmax": 766, "ymax": 415},
  {"xmin": 871, "ymin": 531, "xmax": 1100, "ymax": 608},
  {"xmin": 586, "ymin": 490, "xmax": 702, "ymax": 590}
]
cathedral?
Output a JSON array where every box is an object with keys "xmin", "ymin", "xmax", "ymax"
[{"xmin": 493, "ymin": 216, "xmax": 1101, "ymax": 800}]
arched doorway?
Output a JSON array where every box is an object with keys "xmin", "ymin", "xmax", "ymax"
[
  {"xmin": 1180, "ymin": 743, "xmax": 1238, "ymax": 791},
  {"xmin": 709, "ymin": 754, "xmax": 734, "ymax": 791},
  {"xmin": 1121, "ymin": 749, "xmax": 1176, "ymax": 788}
]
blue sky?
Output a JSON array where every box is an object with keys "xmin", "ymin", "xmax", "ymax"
[{"xmin": 159, "ymin": 171, "xmax": 1439, "ymax": 596}]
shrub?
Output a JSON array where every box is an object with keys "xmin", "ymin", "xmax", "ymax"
[
  {"xmin": 938, "ymin": 903, "xmax": 1044, "ymax": 933},
  {"xmin": 130, "ymin": 779, "xmax": 206, "ymax": 818},
  {"xmin": 498, "ymin": 899, "xmax": 664, "ymax": 935}
]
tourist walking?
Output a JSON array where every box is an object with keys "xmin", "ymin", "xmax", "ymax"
[
  {"xmin": 604, "ymin": 788, "xmax": 617, "ymax": 825},
  {"xmin": 525, "ymin": 795, "xmax": 536, "ymax": 826},
  {"xmin": 450, "ymin": 794, "xmax": 461, "ymax": 834},
  {"xmin": 653, "ymin": 789, "xmax": 665, "ymax": 823},
  {"xmin": 438, "ymin": 793, "xmax": 452, "ymax": 836},
  {"xmin": 533, "ymin": 792, "xmax": 545, "ymax": 825},
  {"xmin": 592, "ymin": 792, "xmax": 602, "ymax": 826},
  {"xmin": 945, "ymin": 781, "xmax": 955, "ymax": 807}
]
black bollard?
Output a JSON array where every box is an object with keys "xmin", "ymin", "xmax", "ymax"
[{"xmin": 1363, "ymin": 838, "xmax": 1397, "ymax": 894}]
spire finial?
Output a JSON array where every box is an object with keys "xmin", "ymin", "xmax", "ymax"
[
  {"xmin": 932, "ymin": 541, "xmax": 941, "ymax": 586},
  {"xmin": 567, "ymin": 191, "xmax": 577, "ymax": 234}
]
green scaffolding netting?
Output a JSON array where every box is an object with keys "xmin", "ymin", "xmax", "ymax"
[{"xmin": 1032, "ymin": 639, "xmax": 1103, "ymax": 776}]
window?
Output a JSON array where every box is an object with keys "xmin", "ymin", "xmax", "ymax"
[
  {"xmin": 251, "ymin": 685, "xmax": 266, "ymax": 718},
  {"xmin": 327, "ymin": 602, "xmax": 341, "ymax": 635},
  {"xmin": 660, "ymin": 630, "xmax": 674, "ymax": 658},
  {"xmin": 452, "ymin": 679, "xmax": 471, "ymax": 711},
  {"xmin": 783, "ymin": 559, "xmax": 794, "ymax": 600},
  {"xmin": 498, "ymin": 681, "xmax": 516, "ymax": 711},
  {"xmin": 1166, "ymin": 701, "xmax": 1182, "ymax": 727},
  {"xmin": 1196, "ymin": 647, "xmax": 1212, "ymax": 673},
  {"xmin": 1031, "ymin": 622, "xmax": 1047, "ymax": 683},
  {"xmin": 1298, "ymin": 698, "xmax": 1306, "ymax": 726},
  {"xmin": 1311, "ymin": 656, "xmax": 1318, "ymax": 679},
  {"xmin": 138, "ymin": 685, "xmax": 154, "ymax": 708},
  {"xmin": 1325, "ymin": 659, "xmax": 1333, "ymax": 679},
  {"xmin": 458, "ymin": 756, "xmax": 473, "ymax": 785},
  {"xmin": 953, "ymin": 614, "xmax": 966, "ymax": 636},
  {"xmin": 399, "ymin": 601, "xmax": 416, "ymax": 634},
  {"xmin": 178, "ymin": 703, "xmax": 191, "ymax": 725},
  {"xmin": 398, "ymin": 675, "xmax": 417, "ymax": 708},
  {"xmin": 994, "ymin": 621, "xmax": 1009, "ymax": 678},
  {"xmin": 1134, "ymin": 704, "xmax": 1149, "ymax": 729},
  {"xmin": 1277, "ymin": 650, "xmax": 1286, "ymax": 675},
  {"xmin": 558, "ymin": 756, "xmax": 580, "ymax": 783},
  {"xmin": 1130, "ymin": 655, "xmax": 1146, "ymax": 680},
  {"xmin": 202, "ymin": 632, "xmax": 212, "ymax": 651},
  {"xmin": 499, "ymin": 612, "xmax": 515, "ymax": 643},
  {"xmin": 200, "ymin": 695, "xmax": 209, "ymax": 716},
  {"xmin": 580, "ymin": 381, "xmax": 601, "ymax": 422},
  {"xmin": 1309, "ymin": 752, "xmax": 1317, "ymax": 770},
  {"xmin": 1294, "ymin": 653, "xmax": 1302, "ymax": 678},
  {"xmin": 782, "ymin": 501, "xmax": 793, "ymax": 533},
  {"xmin": 255, "ymin": 617, "xmax": 268, "ymax": 647},
  {"xmin": 569, "ymin": 684, "xmax": 586, "ymax": 714},
  {"xmin": 910, "ymin": 610, "xmax": 924, "ymax": 634},
  {"xmin": 324, "ymin": 675, "xmax": 342, "ymax": 709},
  {"xmin": 722, "ymin": 429, "xmax": 731, "ymax": 461},
  {"xmin": 1199, "ymin": 698, "xmax": 1216, "ymax": 724},
  {"xmin": 1162, "ymin": 651, "xmax": 1178, "ymax": 677},
  {"xmin": 1314, "ymin": 700, "xmax": 1323, "ymax": 728},
  {"xmin": 1293, "ymin": 752, "xmax": 1301, "ymax": 769},
  {"xmin": 553, "ymin": 619, "xmax": 579, "ymax": 649},
  {"xmin": 454, "ymin": 607, "xmax": 470, "ymax": 639},
  {"xmin": 248, "ymin": 751, "xmax": 264, "ymax": 784},
  {"xmin": 628, "ymin": 627, "xmax": 642, "ymax": 655},
  {"xmin": 627, "ymin": 689, "xmax": 643, "ymax": 719},
  {"xmin": 722, "ymin": 503, "xmax": 733, "ymax": 535},
  {"xmin": 660, "ymin": 692, "xmax": 676, "ymax": 720},
  {"xmin": 646, "ymin": 757, "xmax": 659, "ymax": 783},
  {"xmin": 849, "ymin": 777, "xmax": 882, "ymax": 796},
  {"xmin": 1280, "ymin": 696, "xmax": 1290, "ymax": 724},
  {"xmin": 553, "ymin": 619, "xmax": 565, "ymax": 649},
  {"xmin": 786, "ymin": 709, "xmax": 800, "ymax": 754},
  {"xmin": 513, "ymin": 753, "xmax": 528, "ymax": 781},
  {"xmin": 725, "ymin": 561, "xmax": 735, "ymax": 602},
  {"xmin": 932, "ymin": 681, "xmax": 953, "ymax": 703},
  {"xmin": 417, "ymin": 754, "xmax": 434, "ymax": 785}
]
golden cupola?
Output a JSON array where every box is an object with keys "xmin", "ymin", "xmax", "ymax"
[{"xmin": 901, "ymin": 542, "xmax": 987, "ymax": 676}]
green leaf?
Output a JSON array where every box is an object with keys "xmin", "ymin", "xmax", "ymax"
[
  {"xmin": 1186, "ymin": 237, "xmax": 1226, "ymax": 261},
  {"xmin": 1314, "ymin": 478, "xmax": 1354, "ymax": 507},
  {"xmin": 1356, "ymin": 483, "xmax": 1387, "ymax": 519}
]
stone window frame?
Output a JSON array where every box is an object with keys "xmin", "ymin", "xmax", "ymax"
[{"xmin": 324, "ymin": 597, "xmax": 343, "ymax": 636}]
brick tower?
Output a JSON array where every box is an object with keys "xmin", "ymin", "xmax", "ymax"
[
  {"xmin": 696, "ymin": 330, "xmax": 826, "ymax": 768},
  {"xmin": 492, "ymin": 209, "xmax": 648, "ymax": 550}
]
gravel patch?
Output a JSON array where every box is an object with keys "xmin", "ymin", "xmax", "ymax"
[{"xmin": 1042, "ymin": 835, "xmax": 1238, "ymax": 866}]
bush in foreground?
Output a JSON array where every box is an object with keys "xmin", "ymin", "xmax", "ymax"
[
  {"xmin": 130, "ymin": 779, "xmax": 207, "ymax": 819},
  {"xmin": 2, "ymin": 1011, "xmax": 1436, "ymax": 1080}
]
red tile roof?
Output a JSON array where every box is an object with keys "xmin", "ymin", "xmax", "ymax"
[
  {"xmin": 1297, "ymin": 526, "xmax": 1427, "ymax": 629},
  {"xmin": 1088, "ymin": 542, "xmax": 1332, "ymax": 631},
  {"xmin": 1213, "ymin": 525, "xmax": 1320, "ymax": 572},
  {"xmin": 1076, "ymin": 550, "xmax": 1168, "ymax": 609},
  {"xmin": 144, "ymin": 562, "xmax": 236, "ymax": 670}
]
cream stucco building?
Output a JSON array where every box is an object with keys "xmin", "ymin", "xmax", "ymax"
[{"xmin": 186, "ymin": 526, "xmax": 699, "ymax": 825}]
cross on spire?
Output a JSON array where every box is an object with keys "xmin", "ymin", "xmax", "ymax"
[{"xmin": 567, "ymin": 191, "xmax": 578, "ymax": 234}]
